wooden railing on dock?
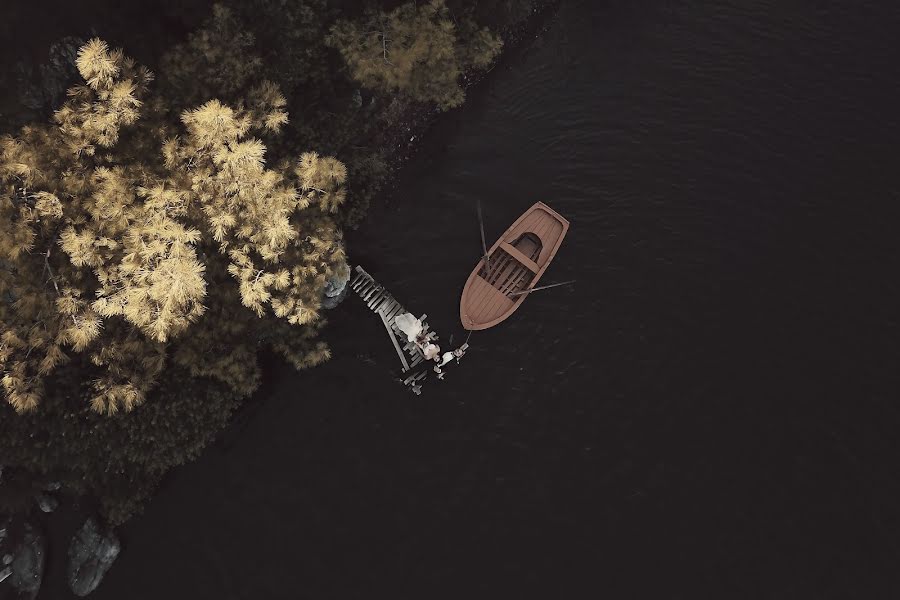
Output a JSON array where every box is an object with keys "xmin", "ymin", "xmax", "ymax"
[{"xmin": 349, "ymin": 266, "xmax": 440, "ymax": 394}]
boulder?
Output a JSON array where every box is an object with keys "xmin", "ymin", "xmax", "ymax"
[
  {"xmin": 36, "ymin": 495, "xmax": 58, "ymax": 513},
  {"xmin": 9, "ymin": 522, "xmax": 45, "ymax": 599},
  {"xmin": 0, "ymin": 520, "xmax": 10, "ymax": 584},
  {"xmin": 0, "ymin": 516, "xmax": 9, "ymax": 585},
  {"xmin": 351, "ymin": 88, "xmax": 363, "ymax": 109},
  {"xmin": 67, "ymin": 518, "xmax": 120, "ymax": 597},
  {"xmin": 321, "ymin": 262, "xmax": 351, "ymax": 309}
]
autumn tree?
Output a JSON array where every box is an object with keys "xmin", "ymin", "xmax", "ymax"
[
  {"xmin": 327, "ymin": 0, "xmax": 502, "ymax": 110},
  {"xmin": 0, "ymin": 38, "xmax": 347, "ymax": 415}
]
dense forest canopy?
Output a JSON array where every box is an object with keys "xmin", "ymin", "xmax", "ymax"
[
  {"xmin": 0, "ymin": 39, "xmax": 345, "ymax": 415},
  {"xmin": 328, "ymin": 0, "xmax": 502, "ymax": 110},
  {"xmin": 0, "ymin": 0, "xmax": 535, "ymax": 523}
]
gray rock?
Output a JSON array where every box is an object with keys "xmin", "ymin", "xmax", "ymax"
[
  {"xmin": 0, "ymin": 519, "xmax": 10, "ymax": 584},
  {"xmin": 9, "ymin": 523, "xmax": 45, "ymax": 599},
  {"xmin": 321, "ymin": 262, "xmax": 350, "ymax": 310},
  {"xmin": 42, "ymin": 481, "xmax": 62, "ymax": 492},
  {"xmin": 36, "ymin": 495, "xmax": 58, "ymax": 513},
  {"xmin": 351, "ymin": 88, "xmax": 363, "ymax": 109},
  {"xmin": 67, "ymin": 518, "xmax": 120, "ymax": 597},
  {"xmin": 321, "ymin": 282, "xmax": 349, "ymax": 309}
]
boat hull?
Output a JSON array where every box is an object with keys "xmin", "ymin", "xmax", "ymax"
[{"xmin": 460, "ymin": 202, "xmax": 569, "ymax": 330}]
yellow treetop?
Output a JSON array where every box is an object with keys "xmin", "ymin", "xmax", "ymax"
[{"xmin": 0, "ymin": 38, "xmax": 347, "ymax": 414}]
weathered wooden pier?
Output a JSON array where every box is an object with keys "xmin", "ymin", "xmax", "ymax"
[{"xmin": 349, "ymin": 266, "xmax": 441, "ymax": 393}]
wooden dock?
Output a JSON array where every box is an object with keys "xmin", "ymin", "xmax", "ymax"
[{"xmin": 349, "ymin": 266, "xmax": 440, "ymax": 393}]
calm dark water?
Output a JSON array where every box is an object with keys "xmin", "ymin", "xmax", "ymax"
[{"xmin": 41, "ymin": 0, "xmax": 900, "ymax": 597}]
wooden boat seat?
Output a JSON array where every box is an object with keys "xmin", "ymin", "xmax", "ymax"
[
  {"xmin": 465, "ymin": 275, "xmax": 515, "ymax": 325},
  {"xmin": 499, "ymin": 241, "xmax": 540, "ymax": 273}
]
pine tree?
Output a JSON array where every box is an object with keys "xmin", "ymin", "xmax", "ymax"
[
  {"xmin": 327, "ymin": 0, "xmax": 502, "ymax": 110},
  {"xmin": 160, "ymin": 4, "xmax": 263, "ymax": 110},
  {"xmin": 0, "ymin": 38, "xmax": 347, "ymax": 414}
]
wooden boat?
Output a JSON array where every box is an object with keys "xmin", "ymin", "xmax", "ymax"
[{"xmin": 460, "ymin": 201, "xmax": 569, "ymax": 331}]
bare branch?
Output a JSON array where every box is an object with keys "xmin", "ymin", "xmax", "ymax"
[
  {"xmin": 382, "ymin": 34, "xmax": 391, "ymax": 64},
  {"xmin": 43, "ymin": 247, "xmax": 61, "ymax": 297}
]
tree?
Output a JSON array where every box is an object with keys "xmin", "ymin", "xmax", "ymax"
[
  {"xmin": 227, "ymin": 0, "xmax": 335, "ymax": 94},
  {"xmin": 159, "ymin": 4, "xmax": 263, "ymax": 110},
  {"xmin": 0, "ymin": 38, "xmax": 346, "ymax": 414},
  {"xmin": 327, "ymin": 0, "xmax": 502, "ymax": 110}
]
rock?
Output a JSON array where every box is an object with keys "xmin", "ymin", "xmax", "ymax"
[
  {"xmin": 321, "ymin": 281, "xmax": 349, "ymax": 309},
  {"xmin": 9, "ymin": 522, "xmax": 45, "ymax": 599},
  {"xmin": 0, "ymin": 519, "xmax": 13, "ymax": 584},
  {"xmin": 0, "ymin": 519, "xmax": 12, "ymax": 565},
  {"xmin": 42, "ymin": 481, "xmax": 62, "ymax": 492},
  {"xmin": 321, "ymin": 262, "xmax": 350, "ymax": 310},
  {"xmin": 67, "ymin": 518, "xmax": 120, "ymax": 597},
  {"xmin": 36, "ymin": 495, "xmax": 58, "ymax": 513}
]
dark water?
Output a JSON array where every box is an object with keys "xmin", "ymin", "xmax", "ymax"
[{"xmin": 42, "ymin": 0, "xmax": 900, "ymax": 597}]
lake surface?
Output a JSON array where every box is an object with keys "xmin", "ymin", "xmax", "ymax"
[{"xmin": 45, "ymin": 0, "xmax": 900, "ymax": 597}]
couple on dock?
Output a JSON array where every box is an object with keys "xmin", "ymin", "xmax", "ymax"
[{"xmin": 394, "ymin": 312, "xmax": 467, "ymax": 381}]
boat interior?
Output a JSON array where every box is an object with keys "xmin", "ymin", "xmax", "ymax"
[{"xmin": 477, "ymin": 232, "xmax": 543, "ymax": 299}]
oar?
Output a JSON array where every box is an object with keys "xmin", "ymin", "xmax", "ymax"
[
  {"xmin": 476, "ymin": 200, "xmax": 491, "ymax": 277},
  {"xmin": 509, "ymin": 280, "xmax": 576, "ymax": 297}
]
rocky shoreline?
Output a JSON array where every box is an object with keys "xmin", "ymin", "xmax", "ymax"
[{"xmin": 0, "ymin": 472, "xmax": 123, "ymax": 599}]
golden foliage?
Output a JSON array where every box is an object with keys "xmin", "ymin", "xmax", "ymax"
[
  {"xmin": 58, "ymin": 38, "xmax": 153, "ymax": 153},
  {"xmin": 88, "ymin": 333, "xmax": 166, "ymax": 414},
  {"xmin": 296, "ymin": 151, "xmax": 348, "ymax": 213},
  {"xmin": 0, "ymin": 38, "xmax": 346, "ymax": 414},
  {"xmin": 247, "ymin": 81, "xmax": 289, "ymax": 134},
  {"xmin": 76, "ymin": 39, "xmax": 121, "ymax": 90}
]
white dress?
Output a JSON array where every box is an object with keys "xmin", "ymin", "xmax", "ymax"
[{"xmin": 393, "ymin": 312, "xmax": 423, "ymax": 342}]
